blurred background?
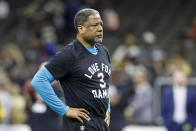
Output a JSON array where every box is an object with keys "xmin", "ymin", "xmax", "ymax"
[{"xmin": 0, "ymin": 0, "xmax": 196, "ymax": 131}]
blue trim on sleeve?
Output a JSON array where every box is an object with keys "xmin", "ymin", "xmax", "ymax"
[
  {"xmin": 107, "ymin": 97, "xmax": 111, "ymax": 113},
  {"xmin": 85, "ymin": 46, "xmax": 98, "ymax": 55},
  {"xmin": 31, "ymin": 66, "xmax": 69, "ymax": 116}
]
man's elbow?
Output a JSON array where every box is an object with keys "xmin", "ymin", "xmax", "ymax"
[{"xmin": 30, "ymin": 78, "xmax": 38, "ymax": 90}]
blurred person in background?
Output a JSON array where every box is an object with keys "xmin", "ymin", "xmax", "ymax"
[
  {"xmin": 42, "ymin": 0, "xmax": 64, "ymax": 30},
  {"xmin": 0, "ymin": 0, "xmax": 10, "ymax": 20},
  {"xmin": 139, "ymin": 31, "xmax": 156, "ymax": 67},
  {"xmin": 112, "ymin": 33, "xmax": 141, "ymax": 70},
  {"xmin": 25, "ymin": 17, "xmax": 58, "ymax": 61},
  {"xmin": 166, "ymin": 51, "xmax": 192, "ymax": 76},
  {"xmin": 109, "ymin": 70, "xmax": 135, "ymax": 131},
  {"xmin": 1, "ymin": 43, "xmax": 28, "ymax": 86},
  {"xmin": 0, "ymin": 71, "xmax": 12, "ymax": 124},
  {"xmin": 0, "ymin": 45, "xmax": 28, "ymax": 126},
  {"xmin": 0, "ymin": 70, "xmax": 27, "ymax": 125},
  {"xmin": 126, "ymin": 68, "xmax": 153, "ymax": 125},
  {"xmin": 149, "ymin": 49, "xmax": 167, "ymax": 85},
  {"xmin": 139, "ymin": 31, "xmax": 165, "ymax": 69},
  {"xmin": 39, "ymin": 19, "xmax": 58, "ymax": 56},
  {"xmin": 180, "ymin": 22, "xmax": 196, "ymax": 70},
  {"xmin": 103, "ymin": 8, "xmax": 119, "ymax": 31},
  {"xmin": 161, "ymin": 70, "xmax": 196, "ymax": 131},
  {"xmin": 123, "ymin": 52, "xmax": 146, "ymax": 79},
  {"xmin": 9, "ymin": 85, "xmax": 27, "ymax": 124}
]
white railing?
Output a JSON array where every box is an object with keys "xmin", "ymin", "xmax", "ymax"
[{"xmin": 0, "ymin": 124, "xmax": 31, "ymax": 131}]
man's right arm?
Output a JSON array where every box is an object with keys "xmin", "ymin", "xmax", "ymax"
[
  {"xmin": 31, "ymin": 66, "xmax": 90, "ymax": 123},
  {"xmin": 31, "ymin": 66, "xmax": 69, "ymax": 115}
]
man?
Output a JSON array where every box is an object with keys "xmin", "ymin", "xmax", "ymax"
[
  {"xmin": 129, "ymin": 69, "xmax": 153, "ymax": 125},
  {"xmin": 109, "ymin": 70, "xmax": 134, "ymax": 131},
  {"xmin": 161, "ymin": 70, "xmax": 196, "ymax": 131},
  {"xmin": 31, "ymin": 8, "xmax": 111, "ymax": 131}
]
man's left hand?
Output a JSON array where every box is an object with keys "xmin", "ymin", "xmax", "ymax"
[{"xmin": 104, "ymin": 111, "xmax": 110, "ymax": 126}]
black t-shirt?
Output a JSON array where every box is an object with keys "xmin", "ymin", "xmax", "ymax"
[{"xmin": 45, "ymin": 40, "xmax": 111, "ymax": 118}]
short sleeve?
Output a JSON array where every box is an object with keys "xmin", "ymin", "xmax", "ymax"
[{"xmin": 45, "ymin": 47, "xmax": 74, "ymax": 80}]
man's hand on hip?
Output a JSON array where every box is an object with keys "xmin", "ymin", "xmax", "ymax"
[
  {"xmin": 65, "ymin": 107, "xmax": 90, "ymax": 123},
  {"xmin": 104, "ymin": 111, "xmax": 110, "ymax": 126}
]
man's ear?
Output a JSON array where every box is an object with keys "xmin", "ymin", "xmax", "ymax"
[{"xmin": 78, "ymin": 25, "xmax": 84, "ymax": 34}]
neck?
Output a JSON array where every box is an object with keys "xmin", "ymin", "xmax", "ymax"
[
  {"xmin": 174, "ymin": 84, "xmax": 186, "ymax": 87},
  {"xmin": 77, "ymin": 34, "xmax": 94, "ymax": 47}
]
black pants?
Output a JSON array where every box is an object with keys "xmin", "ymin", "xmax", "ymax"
[{"xmin": 63, "ymin": 115, "xmax": 110, "ymax": 131}]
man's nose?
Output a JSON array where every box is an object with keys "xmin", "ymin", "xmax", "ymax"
[{"xmin": 97, "ymin": 25, "xmax": 103, "ymax": 32}]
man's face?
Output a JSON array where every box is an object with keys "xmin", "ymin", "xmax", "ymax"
[
  {"xmin": 173, "ymin": 71, "xmax": 187, "ymax": 86},
  {"xmin": 79, "ymin": 13, "xmax": 103, "ymax": 45}
]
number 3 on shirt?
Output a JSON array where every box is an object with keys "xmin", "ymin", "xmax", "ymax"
[{"xmin": 97, "ymin": 72, "xmax": 106, "ymax": 88}]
